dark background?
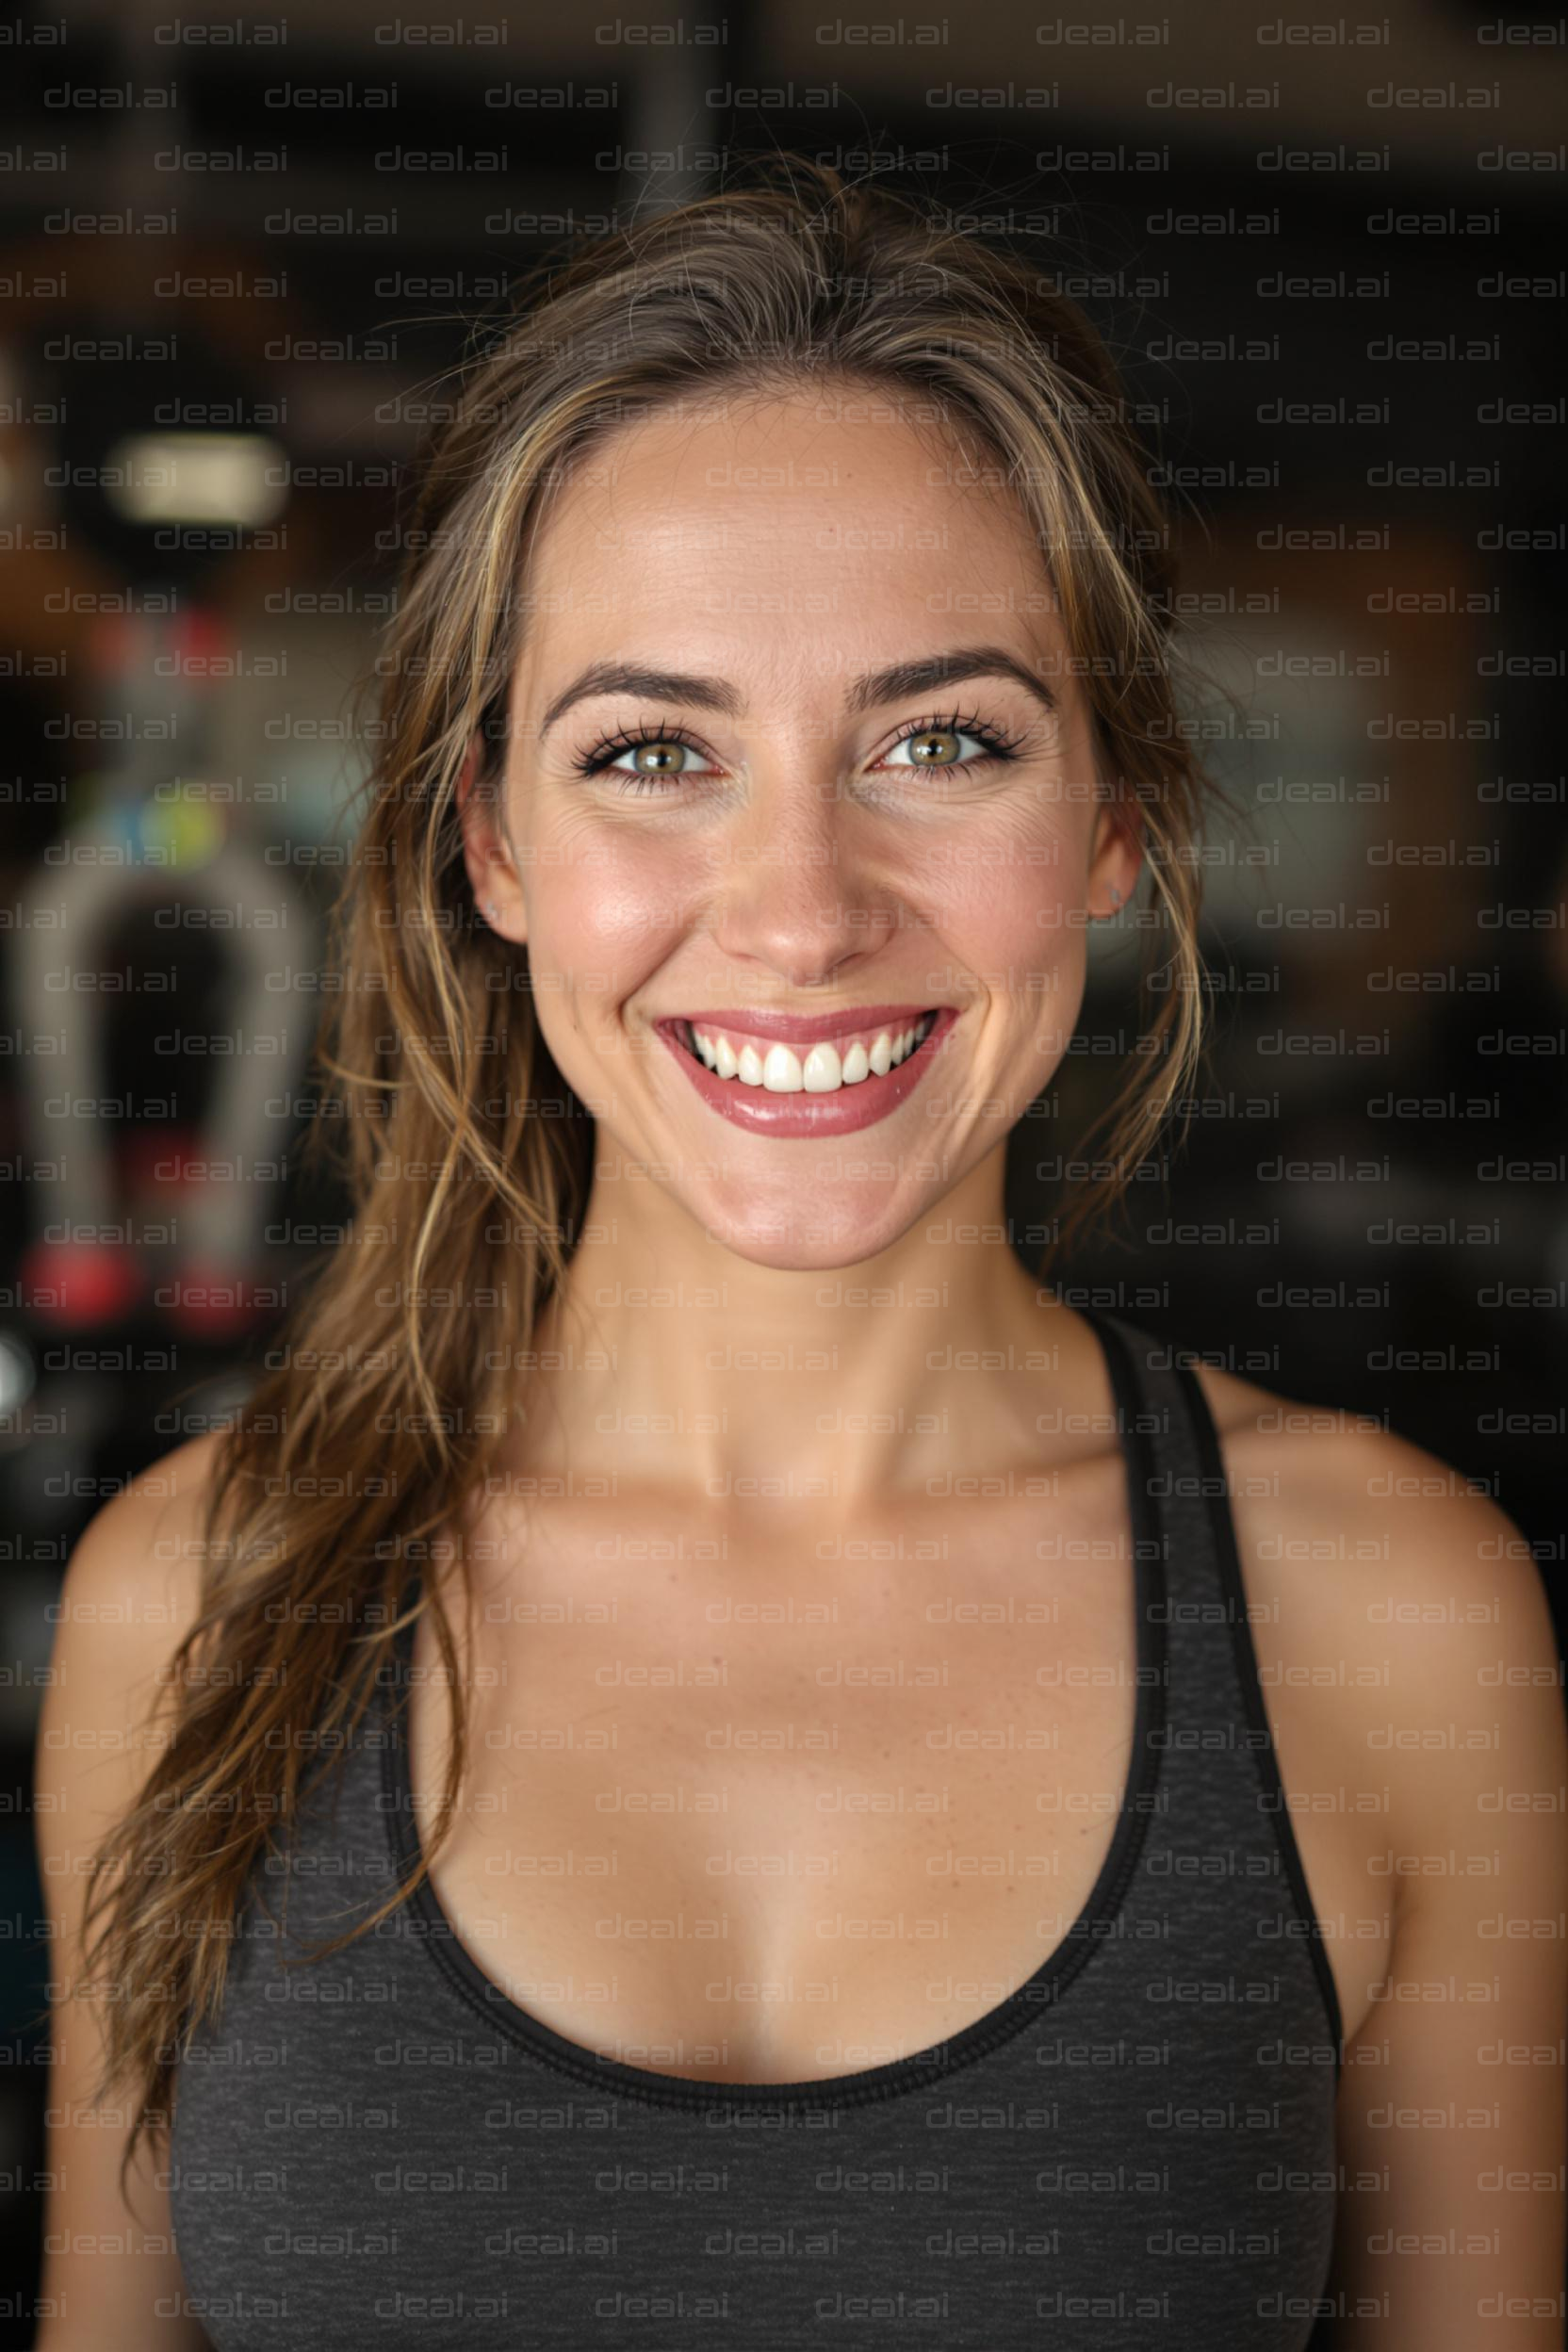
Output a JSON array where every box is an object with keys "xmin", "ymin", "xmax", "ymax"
[{"xmin": 2, "ymin": 0, "xmax": 1565, "ymax": 2339}]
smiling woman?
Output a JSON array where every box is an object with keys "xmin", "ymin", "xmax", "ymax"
[
  {"xmin": 451, "ymin": 376, "xmax": 1150, "ymax": 1245},
  {"xmin": 35, "ymin": 155, "xmax": 1566, "ymax": 2352}
]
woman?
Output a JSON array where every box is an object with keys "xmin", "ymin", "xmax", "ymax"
[{"xmin": 36, "ymin": 159, "xmax": 1566, "ymax": 2350}]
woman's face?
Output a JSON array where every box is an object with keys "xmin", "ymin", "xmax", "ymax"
[{"xmin": 462, "ymin": 386, "xmax": 1142, "ymax": 1271}]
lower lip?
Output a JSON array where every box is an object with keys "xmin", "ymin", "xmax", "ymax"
[{"xmin": 653, "ymin": 1009, "xmax": 958, "ymax": 1137}]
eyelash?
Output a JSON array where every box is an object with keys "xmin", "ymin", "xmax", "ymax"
[{"xmin": 569, "ymin": 709, "xmax": 1025, "ymax": 795}]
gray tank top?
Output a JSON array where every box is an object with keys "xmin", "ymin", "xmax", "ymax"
[{"xmin": 169, "ymin": 1312, "xmax": 1345, "ymax": 2348}]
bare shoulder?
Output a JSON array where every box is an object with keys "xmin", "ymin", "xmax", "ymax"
[
  {"xmin": 39, "ymin": 1421, "xmax": 234, "ymax": 1881},
  {"xmin": 72, "ymin": 1420, "xmax": 235, "ymax": 1561},
  {"xmin": 57, "ymin": 1424, "xmax": 230, "ymax": 1645},
  {"xmin": 1188, "ymin": 1351, "xmax": 1564, "ymax": 1844},
  {"xmin": 1191, "ymin": 1349, "xmax": 1553, "ymax": 1623}
]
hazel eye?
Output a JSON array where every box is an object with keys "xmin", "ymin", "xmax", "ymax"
[
  {"xmin": 881, "ymin": 725, "xmax": 996, "ymax": 770},
  {"xmin": 573, "ymin": 723, "xmax": 723, "ymax": 788},
  {"xmin": 608, "ymin": 739, "xmax": 700, "ymax": 776}
]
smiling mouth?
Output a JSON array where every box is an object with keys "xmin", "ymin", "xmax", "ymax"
[{"xmin": 675, "ymin": 1010, "xmax": 940, "ymax": 1095}]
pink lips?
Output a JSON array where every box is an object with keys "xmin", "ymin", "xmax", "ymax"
[{"xmin": 653, "ymin": 1006, "xmax": 958, "ymax": 1137}]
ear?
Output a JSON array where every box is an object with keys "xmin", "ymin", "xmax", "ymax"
[
  {"xmin": 456, "ymin": 733, "xmax": 526, "ymax": 944},
  {"xmin": 1086, "ymin": 794, "xmax": 1144, "ymax": 923}
]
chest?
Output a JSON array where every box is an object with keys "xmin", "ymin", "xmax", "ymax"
[{"xmin": 405, "ymin": 1472, "xmax": 1387, "ymax": 2086}]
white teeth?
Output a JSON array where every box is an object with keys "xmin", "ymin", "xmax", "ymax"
[{"xmin": 684, "ymin": 1014, "xmax": 937, "ymax": 1094}]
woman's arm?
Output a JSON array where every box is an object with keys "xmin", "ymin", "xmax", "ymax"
[
  {"xmin": 31, "ymin": 1438, "xmax": 222, "ymax": 2352},
  {"xmin": 1324, "ymin": 1472, "xmax": 1568, "ymax": 2347}
]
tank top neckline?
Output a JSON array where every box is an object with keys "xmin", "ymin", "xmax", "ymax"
[{"xmin": 378, "ymin": 1306, "xmax": 1170, "ymax": 2112}]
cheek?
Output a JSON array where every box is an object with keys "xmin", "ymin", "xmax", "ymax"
[
  {"xmin": 924, "ymin": 831, "xmax": 1086, "ymax": 982},
  {"xmin": 524, "ymin": 835, "xmax": 695, "ymax": 994}
]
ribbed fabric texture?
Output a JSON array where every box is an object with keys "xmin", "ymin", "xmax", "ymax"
[{"xmin": 169, "ymin": 1313, "xmax": 1343, "ymax": 2349}]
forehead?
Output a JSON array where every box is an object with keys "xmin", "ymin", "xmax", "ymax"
[{"xmin": 514, "ymin": 388, "xmax": 1066, "ymax": 693}]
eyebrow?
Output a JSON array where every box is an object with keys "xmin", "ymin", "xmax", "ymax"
[{"xmin": 537, "ymin": 645, "xmax": 1057, "ymax": 738}]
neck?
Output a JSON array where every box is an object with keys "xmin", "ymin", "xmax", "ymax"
[{"xmin": 515, "ymin": 1147, "xmax": 1086, "ymax": 1509}]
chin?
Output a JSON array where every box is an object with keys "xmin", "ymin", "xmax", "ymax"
[{"xmin": 694, "ymin": 1190, "xmax": 923, "ymax": 1274}]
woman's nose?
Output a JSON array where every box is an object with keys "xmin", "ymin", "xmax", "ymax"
[{"xmin": 703, "ymin": 759, "xmax": 901, "ymax": 987}]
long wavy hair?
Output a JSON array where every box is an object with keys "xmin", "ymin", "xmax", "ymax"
[{"xmin": 74, "ymin": 154, "xmax": 1220, "ymax": 2196}]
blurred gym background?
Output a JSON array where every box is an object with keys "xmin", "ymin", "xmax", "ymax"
[{"xmin": 3, "ymin": 0, "xmax": 1565, "ymax": 2335}]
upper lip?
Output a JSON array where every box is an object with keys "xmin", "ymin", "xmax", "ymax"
[{"xmin": 660, "ymin": 1004, "xmax": 946, "ymax": 1046}]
